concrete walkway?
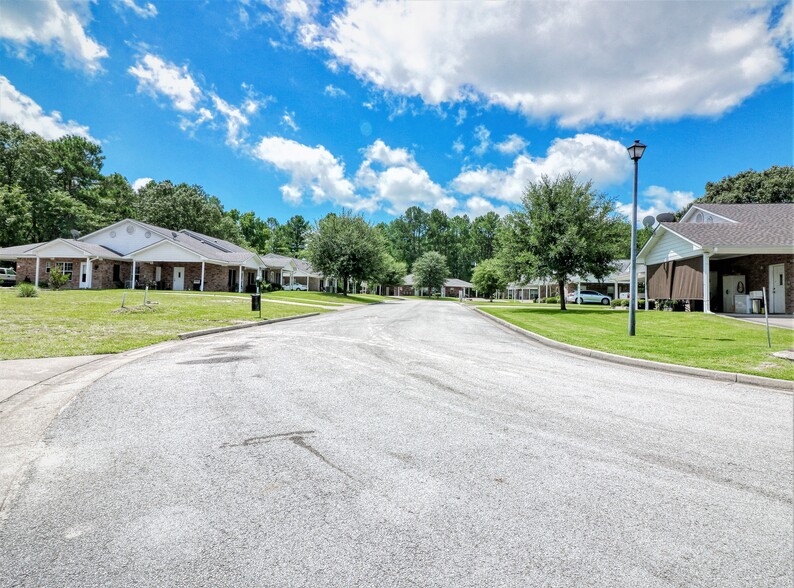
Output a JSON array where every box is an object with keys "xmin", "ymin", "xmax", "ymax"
[
  {"xmin": 0, "ymin": 355, "xmax": 110, "ymax": 403},
  {"xmin": 719, "ymin": 313, "xmax": 794, "ymax": 330}
]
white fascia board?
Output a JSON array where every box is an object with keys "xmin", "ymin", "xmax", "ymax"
[
  {"xmin": 130, "ymin": 238, "xmax": 206, "ymax": 262},
  {"xmin": 28, "ymin": 238, "xmax": 92, "ymax": 257}
]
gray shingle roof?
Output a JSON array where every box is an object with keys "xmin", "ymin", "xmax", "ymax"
[
  {"xmin": 663, "ymin": 220, "xmax": 794, "ymax": 248},
  {"xmin": 693, "ymin": 203, "xmax": 794, "ymax": 224}
]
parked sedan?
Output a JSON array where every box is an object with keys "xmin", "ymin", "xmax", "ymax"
[
  {"xmin": 566, "ymin": 290, "xmax": 611, "ymax": 305},
  {"xmin": 282, "ymin": 283, "xmax": 308, "ymax": 291}
]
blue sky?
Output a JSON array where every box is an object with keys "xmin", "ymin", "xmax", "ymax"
[{"xmin": 1, "ymin": 0, "xmax": 791, "ymax": 224}]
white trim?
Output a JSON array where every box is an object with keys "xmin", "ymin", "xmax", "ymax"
[
  {"xmin": 680, "ymin": 205, "xmax": 739, "ymax": 224},
  {"xmin": 129, "ymin": 237, "xmax": 207, "ymax": 261}
]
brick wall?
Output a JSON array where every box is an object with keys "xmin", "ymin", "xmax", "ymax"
[
  {"xmin": 16, "ymin": 257, "xmax": 86, "ymax": 289},
  {"xmin": 712, "ymin": 254, "xmax": 794, "ymax": 313}
]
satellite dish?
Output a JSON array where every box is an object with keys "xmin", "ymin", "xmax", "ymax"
[
  {"xmin": 70, "ymin": 229, "xmax": 81, "ymax": 239},
  {"xmin": 656, "ymin": 212, "xmax": 676, "ymax": 223},
  {"xmin": 642, "ymin": 215, "xmax": 655, "ymax": 228}
]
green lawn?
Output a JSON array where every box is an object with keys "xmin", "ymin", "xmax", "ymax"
[
  {"xmin": 1, "ymin": 288, "xmax": 327, "ymax": 359},
  {"xmin": 481, "ymin": 305, "xmax": 794, "ymax": 380}
]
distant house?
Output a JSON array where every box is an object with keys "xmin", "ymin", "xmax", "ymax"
[
  {"xmin": 261, "ymin": 253, "xmax": 325, "ymax": 291},
  {"xmin": 399, "ymin": 274, "xmax": 473, "ymax": 298},
  {"xmin": 0, "ymin": 219, "xmax": 271, "ymax": 292},
  {"xmin": 508, "ymin": 260, "xmax": 647, "ymax": 301},
  {"xmin": 637, "ymin": 203, "xmax": 793, "ymax": 313}
]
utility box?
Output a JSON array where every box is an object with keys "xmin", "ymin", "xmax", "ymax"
[
  {"xmin": 734, "ymin": 294, "xmax": 751, "ymax": 314},
  {"xmin": 251, "ymin": 294, "xmax": 261, "ymax": 312}
]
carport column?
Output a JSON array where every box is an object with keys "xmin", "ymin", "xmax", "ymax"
[
  {"xmin": 34, "ymin": 256, "xmax": 40, "ymax": 287},
  {"xmin": 131, "ymin": 259, "xmax": 136, "ymax": 289},
  {"xmin": 644, "ymin": 272, "xmax": 649, "ymax": 310},
  {"xmin": 238, "ymin": 265, "xmax": 243, "ymax": 293},
  {"xmin": 702, "ymin": 253, "xmax": 711, "ymax": 313},
  {"xmin": 200, "ymin": 261, "xmax": 205, "ymax": 292}
]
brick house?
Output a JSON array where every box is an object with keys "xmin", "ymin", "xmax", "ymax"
[
  {"xmin": 637, "ymin": 203, "xmax": 793, "ymax": 314},
  {"xmin": 0, "ymin": 219, "xmax": 273, "ymax": 293},
  {"xmin": 398, "ymin": 274, "xmax": 473, "ymax": 297}
]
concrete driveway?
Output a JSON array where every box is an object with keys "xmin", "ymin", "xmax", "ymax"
[{"xmin": 1, "ymin": 300, "xmax": 791, "ymax": 587}]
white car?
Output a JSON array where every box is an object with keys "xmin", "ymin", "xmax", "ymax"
[
  {"xmin": 282, "ymin": 283, "xmax": 308, "ymax": 291},
  {"xmin": 0, "ymin": 267, "xmax": 17, "ymax": 286},
  {"xmin": 566, "ymin": 290, "xmax": 611, "ymax": 305}
]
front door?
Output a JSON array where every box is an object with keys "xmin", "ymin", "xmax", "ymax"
[
  {"xmin": 173, "ymin": 267, "xmax": 185, "ymax": 291},
  {"xmin": 770, "ymin": 264, "xmax": 786, "ymax": 313},
  {"xmin": 79, "ymin": 262, "xmax": 90, "ymax": 288}
]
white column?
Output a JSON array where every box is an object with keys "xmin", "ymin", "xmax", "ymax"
[
  {"xmin": 131, "ymin": 259, "xmax": 136, "ymax": 289},
  {"xmin": 34, "ymin": 257, "xmax": 40, "ymax": 287},
  {"xmin": 290, "ymin": 271, "xmax": 295, "ymax": 288},
  {"xmin": 238, "ymin": 265, "xmax": 243, "ymax": 293},
  {"xmin": 702, "ymin": 253, "xmax": 711, "ymax": 313},
  {"xmin": 200, "ymin": 261, "xmax": 205, "ymax": 292},
  {"xmin": 644, "ymin": 271, "xmax": 649, "ymax": 310}
]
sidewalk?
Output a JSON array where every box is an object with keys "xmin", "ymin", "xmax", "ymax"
[{"xmin": 0, "ymin": 355, "xmax": 110, "ymax": 403}]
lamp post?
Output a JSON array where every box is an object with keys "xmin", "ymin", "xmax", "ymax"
[{"xmin": 627, "ymin": 139, "xmax": 646, "ymax": 336}]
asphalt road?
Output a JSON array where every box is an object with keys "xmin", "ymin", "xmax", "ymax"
[{"xmin": 1, "ymin": 300, "xmax": 792, "ymax": 587}]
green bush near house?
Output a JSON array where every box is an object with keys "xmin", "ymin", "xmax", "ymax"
[
  {"xmin": 47, "ymin": 265, "xmax": 70, "ymax": 290},
  {"xmin": 16, "ymin": 282, "xmax": 38, "ymax": 297}
]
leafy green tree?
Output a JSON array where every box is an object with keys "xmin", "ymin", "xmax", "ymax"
[
  {"xmin": 499, "ymin": 173, "xmax": 624, "ymax": 311},
  {"xmin": 278, "ymin": 215, "xmax": 312, "ymax": 256},
  {"xmin": 700, "ymin": 165, "xmax": 793, "ymax": 205},
  {"xmin": 614, "ymin": 219, "xmax": 653, "ymax": 258},
  {"xmin": 412, "ymin": 251, "xmax": 449, "ymax": 295},
  {"xmin": 306, "ymin": 210, "xmax": 387, "ymax": 295},
  {"xmin": 238, "ymin": 211, "xmax": 271, "ymax": 253},
  {"xmin": 265, "ymin": 217, "xmax": 290, "ymax": 254},
  {"xmin": 93, "ymin": 173, "xmax": 137, "ymax": 224},
  {"xmin": 471, "ymin": 258, "xmax": 508, "ymax": 301},
  {"xmin": 0, "ymin": 185, "xmax": 32, "ymax": 247},
  {"xmin": 50, "ymin": 135, "xmax": 104, "ymax": 197},
  {"xmin": 471, "ymin": 212, "xmax": 501, "ymax": 260},
  {"xmin": 370, "ymin": 253, "xmax": 407, "ymax": 293}
]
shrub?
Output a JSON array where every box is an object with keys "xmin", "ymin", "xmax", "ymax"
[
  {"xmin": 610, "ymin": 299, "xmax": 624, "ymax": 308},
  {"xmin": 542, "ymin": 296, "xmax": 560, "ymax": 304},
  {"xmin": 48, "ymin": 265, "xmax": 70, "ymax": 290},
  {"xmin": 16, "ymin": 282, "xmax": 39, "ymax": 297}
]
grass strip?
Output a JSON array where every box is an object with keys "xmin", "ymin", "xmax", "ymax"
[
  {"xmin": 481, "ymin": 305, "xmax": 794, "ymax": 380},
  {"xmin": 1, "ymin": 289, "xmax": 327, "ymax": 359}
]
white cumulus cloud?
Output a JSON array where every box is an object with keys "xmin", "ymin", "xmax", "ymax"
[
  {"xmin": 355, "ymin": 139, "xmax": 457, "ymax": 214},
  {"xmin": 252, "ymin": 136, "xmax": 373, "ymax": 210},
  {"xmin": 129, "ymin": 54, "xmax": 203, "ymax": 113},
  {"xmin": 0, "ymin": 75, "xmax": 96, "ymax": 141},
  {"xmin": 617, "ymin": 185, "xmax": 695, "ymax": 225},
  {"xmin": 0, "ymin": 0, "xmax": 108, "ymax": 72},
  {"xmin": 298, "ymin": 1, "xmax": 791, "ymax": 126},
  {"xmin": 495, "ymin": 134, "xmax": 528, "ymax": 155},
  {"xmin": 452, "ymin": 133, "xmax": 631, "ymax": 203}
]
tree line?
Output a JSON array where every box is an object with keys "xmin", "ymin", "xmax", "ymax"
[{"xmin": 0, "ymin": 122, "xmax": 313, "ymax": 255}]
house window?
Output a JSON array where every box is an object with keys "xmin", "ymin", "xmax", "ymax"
[
  {"xmin": 55, "ymin": 262, "xmax": 73, "ymax": 279},
  {"xmin": 45, "ymin": 262, "xmax": 51, "ymax": 273},
  {"xmin": 695, "ymin": 212, "xmax": 704, "ymax": 222}
]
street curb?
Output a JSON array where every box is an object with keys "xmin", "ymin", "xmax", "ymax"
[
  {"xmin": 472, "ymin": 307, "xmax": 793, "ymax": 393},
  {"xmin": 178, "ymin": 312, "xmax": 321, "ymax": 339}
]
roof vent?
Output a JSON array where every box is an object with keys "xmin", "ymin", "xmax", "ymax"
[{"xmin": 171, "ymin": 232, "xmax": 178, "ymax": 239}]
